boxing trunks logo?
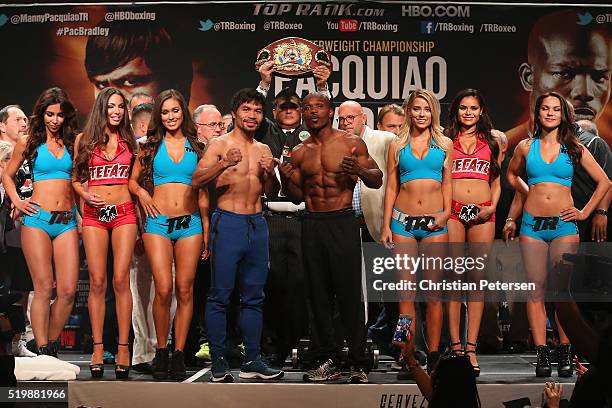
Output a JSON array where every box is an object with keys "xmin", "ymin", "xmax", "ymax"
[
  {"xmin": 98, "ymin": 205, "xmax": 118, "ymax": 223},
  {"xmin": 167, "ymin": 215, "xmax": 192, "ymax": 234},
  {"xmin": 49, "ymin": 210, "xmax": 72, "ymax": 225},
  {"xmin": 532, "ymin": 216, "xmax": 560, "ymax": 232},
  {"xmin": 459, "ymin": 204, "xmax": 480, "ymax": 223},
  {"xmin": 404, "ymin": 216, "xmax": 435, "ymax": 232}
]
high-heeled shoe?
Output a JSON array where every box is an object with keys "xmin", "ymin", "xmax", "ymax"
[
  {"xmin": 115, "ymin": 343, "xmax": 130, "ymax": 380},
  {"xmin": 465, "ymin": 341, "xmax": 480, "ymax": 377},
  {"xmin": 49, "ymin": 338, "xmax": 60, "ymax": 358},
  {"xmin": 449, "ymin": 341, "xmax": 464, "ymax": 355},
  {"xmin": 89, "ymin": 342, "xmax": 104, "ymax": 379}
]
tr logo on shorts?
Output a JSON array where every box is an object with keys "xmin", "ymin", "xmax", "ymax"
[
  {"xmin": 459, "ymin": 204, "xmax": 480, "ymax": 223},
  {"xmin": 532, "ymin": 216, "xmax": 559, "ymax": 232},
  {"xmin": 98, "ymin": 205, "xmax": 118, "ymax": 223},
  {"xmin": 49, "ymin": 211, "xmax": 72, "ymax": 225},
  {"xmin": 167, "ymin": 215, "xmax": 192, "ymax": 234},
  {"xmin": 404, "ymin": 216, "xmax": 435, "ymax": 232}
]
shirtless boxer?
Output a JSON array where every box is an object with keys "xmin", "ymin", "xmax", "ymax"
[
  {"xmin": 192, "ymin": 88, "xmax": 282, "ymax": 382},
  {"xmin": 278, "ymin": 92, "xmax": 382, "ymax": 383}
]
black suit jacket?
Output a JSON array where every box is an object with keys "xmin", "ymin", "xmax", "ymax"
[{"xmin": 256, "ymin": 117, "xmax": 308, "ymax": 159}]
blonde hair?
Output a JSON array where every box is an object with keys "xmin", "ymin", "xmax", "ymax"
[
  {"xmin": 377, "ymin": 104, "xmax": 405, "ymax": 124},
  {"xmin": 0, "ymin": 140, "xmax": 13, "ymax": 162},
  {"xmin": 395, "ymin": 89, "xmax": 447, "ymax": 161}
]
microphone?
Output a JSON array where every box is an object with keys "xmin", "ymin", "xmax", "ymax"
[{"xmin": 298, "ymin": 130, "xmax": 311, "ymax": 141}]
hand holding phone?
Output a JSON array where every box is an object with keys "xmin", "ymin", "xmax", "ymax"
[{"xmin": 392, "ymin": 314, "xmax": 413, "ymax": 344}]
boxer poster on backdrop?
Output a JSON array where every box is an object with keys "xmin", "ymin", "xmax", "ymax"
[{"xmin": 0, "ymin": 2, "xmax": 610, "ymax": 147}]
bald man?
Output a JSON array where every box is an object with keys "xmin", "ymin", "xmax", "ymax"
[
  {"xmin": 506, "ymin": 9, "xmax": 612, "ymax": 147},
  {"xmin": 194, "ymin": 105, "xmax": 224, "ymax": 145}
]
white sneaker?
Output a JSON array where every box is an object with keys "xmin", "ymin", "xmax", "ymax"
[{"xmin": 12, "ymin": 339, "xmax": 37, "ymax": 357}]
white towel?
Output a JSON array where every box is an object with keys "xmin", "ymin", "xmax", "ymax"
[{"xmin": 15, "ymin": 355, "xmax": 80, "ymax": 381}]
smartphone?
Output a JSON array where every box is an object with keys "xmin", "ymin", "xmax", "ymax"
[{"xmin": 393, "ymin": 314, "xmax": 413, "ymax": 343}]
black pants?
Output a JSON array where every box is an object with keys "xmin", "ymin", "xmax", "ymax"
[
  {"xmin": 262, "ymin": 214, "xmax": 307, "ymax": 361},
  {"xmin": 302, "ymin": 209, "xmax": 368, "ymax": 370}
]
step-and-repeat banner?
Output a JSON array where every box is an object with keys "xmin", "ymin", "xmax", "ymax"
[{"xmin": 0, "ymin": 2, "xmax": 610, "ymax": 148}]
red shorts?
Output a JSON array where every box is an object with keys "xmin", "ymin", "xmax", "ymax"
[
  {"xmin": 450, "ymin": 200, "xmax": 496, "ymax": 227},
  {"xmin": 82, "ymin": 201, "xmax": 137, "ymax": 230}
]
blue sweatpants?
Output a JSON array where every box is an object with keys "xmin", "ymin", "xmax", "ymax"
[{"xmin": 206, "ymin": 208, "xmax": 269, "ymax": 362}]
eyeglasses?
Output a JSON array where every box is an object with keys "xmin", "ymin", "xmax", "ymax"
[
  {"xmin": 196, "ymin": 122, "xmax": 226, "ymax": 130},
  {"xmin": 336, "ymin": 115, "xmax": 358, "ymax": 124}
]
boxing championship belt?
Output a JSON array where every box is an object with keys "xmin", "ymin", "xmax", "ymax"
[{"xmin": 255, "ymin": 37, "xmax": 332, "ymax": 78}]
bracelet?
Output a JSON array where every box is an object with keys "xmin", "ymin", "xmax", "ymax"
[
  {"xmin": 505, "ymin": 217, "xmax": 515, "ymax": 223},
  {"xmin": 594, "ymin": 209, "xmax": 608, "ymax": 216}
]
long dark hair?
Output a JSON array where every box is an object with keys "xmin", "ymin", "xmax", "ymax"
[
  {"xmin": 74, "ymin": 88, "xmax": 136, "ymax": 182},
  {"xmin": 532, "ymin": 92, "xmax": 582, "ymax": 165},
  {"xmin": 23, "ymin": 87, "xmax": 78, "ymax": 164},
  {"xmin": 429, "ymin": 355, "xmax": 481, "ymax": 408},
  {"xmin": 139, "ymin": 89, "xmax": 204, "ymax": 184},
  {"xmin": 446, "ymin": 88, "xmax": 500, "ymax": 180}
]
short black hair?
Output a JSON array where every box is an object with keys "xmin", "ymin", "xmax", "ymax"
[
  {"xmin": 0, "ymin": 105, "xmax": 22, "ymax": 123},
  {"xmin": 303, "ymin": 92, "xmax": 331, "ymax": 108},
  {"xmin": 132, "ymin": 103, "xmax": 153, "ymax": 120},
  {"xmin": 274, "ymin": 87, "xmax": 301, "ymax": 107},
  {"xmin": 85, "ymin": 20, "xmax": 192, "ymax": 101},
  {"xmin": 231, "ymin": 88, "xmax": 266, "ymax": 113}
]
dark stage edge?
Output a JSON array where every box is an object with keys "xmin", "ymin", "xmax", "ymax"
[{"xmin": 18, "ymin": 353, "xmax": 579, "ymax": 407}]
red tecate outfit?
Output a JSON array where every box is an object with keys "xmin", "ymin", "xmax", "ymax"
[
  {"xmin": 450, "ymin": 135, "xmax": 496, "ymax": 226},
  {"xmin": 82, "ymin": 138, "xmax": 137, "ymax": 230}
]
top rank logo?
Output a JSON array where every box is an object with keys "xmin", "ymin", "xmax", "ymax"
[{"xmin": 253, "ymin": 3, "xmax": 384, "ymax": 17}]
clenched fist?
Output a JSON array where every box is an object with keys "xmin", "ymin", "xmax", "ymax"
[
  {"xmin": 223, "ymin": 148, "xmax": 242, "ymax": 168},
  {"xmin": 260, "ymin": 155, "xmax": 276, "ymax": 174}
]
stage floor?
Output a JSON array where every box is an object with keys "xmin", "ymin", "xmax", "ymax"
[
  {"xmin": 60, "ymin": 351, "xmax": 580, "ymax": 384},
  {"xmin": 16, "ymin": 353, "xmax": 580, "ymax": 407}
]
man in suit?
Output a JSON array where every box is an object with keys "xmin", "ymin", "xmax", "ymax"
[
  {"xmin": 337, "ymin": 100, "xmax": 396, "ymax": 353},
  {"xmin": 255, "ymin": 62, "xmax": 331, "ymax": 367}
]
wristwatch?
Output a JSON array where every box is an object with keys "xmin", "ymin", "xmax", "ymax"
[{"xmin": 594, "ymin": 209, "xmax": 608, "ymax": 216}]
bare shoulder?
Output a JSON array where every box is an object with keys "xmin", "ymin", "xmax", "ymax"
[
  {"xmin": 254, "ymin": 140, "xmax": 272, "ymax": 155},
  {"xmin": 207, "ymin": 135, "xmax": 228, "ymax": 151},
  {"xmin": 439, "ymin": 135, "xmax": 454, "ymax": 151},
  {"xmin": 338, "ymin": 130, "xmax": 364, "ymax": 146},
  {"xmin": 75, "ymin": 132, "xmax": 83, "ymax": 145},
  {"xmin": 515, "ymin": 138, "xmax": 531, "ymax": 156},
  {"xmin": 291, "ymin": 142, "xmax": 306, "ymax": 160}
]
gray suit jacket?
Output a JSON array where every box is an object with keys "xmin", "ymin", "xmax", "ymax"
[{"xmin": 360, "ymin": 126, "xmax": 396, "ymax": 242}]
